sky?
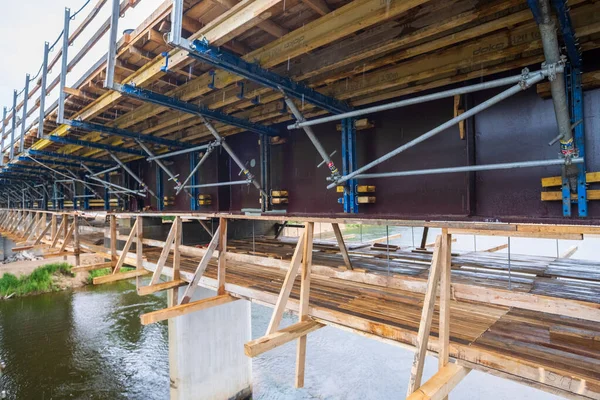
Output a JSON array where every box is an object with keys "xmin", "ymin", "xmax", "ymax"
[{"xmin": 0, "ymin": 0, "xmax": 164, "ymax": 117}]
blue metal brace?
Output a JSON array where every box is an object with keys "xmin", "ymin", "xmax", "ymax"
[
  {"xmin": 65, "ymin": 119, "xmax": 187, "ymax": 148},
  {"xmin": 562, "ymin": 64, "xmax": 587, "ymax": 217},
  {"xmin": 339, "ymin": 118, "xmax": 358, "ymax": 213},
  {"xmin": 551, "ymin": 0, "xmax": 582, "ymax": 68},
  {"xmin": 118, "ymin": 83, "xmax": 278, "ymax": 136},
  {"xmin": 183, "ymin": 38, "xmax": 351, "ymax": 114},
  {"xmin": 28, "ymin": 149, "xmax": 114, "ymax": 165},
  {"xmin": 46, "ymin": 135, "xmax": 147, "ymax": 156},
  {"xmin": 83, "ymin": 178, "xmax": 90, "ymax": 210}
]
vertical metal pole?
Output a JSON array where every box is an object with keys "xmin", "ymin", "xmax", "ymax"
[
  {"xmin": 19, "ymin": 74, "xmax": 30, "ymax": 154},
  {"xmin": 0, "ymin": 107, "xmax": 6, "ymax": 166},
  {"xmin": 168, "ymin": 0, "xmax": 184, "ymax": 46},
  {"xmin": 109, "ymin": 152, "xmax": 157, "ymax": 198},
  {"xmin": 10, "ymin": 90, "xmax": 17, "ymax": 160},
  {"xmin": 189, "ymin": 153, "xmax": 197, "ymax": 211},
  {"xmin": 507, "ymin": 237, "xmax": 512, "ymax": 290},
  {"xmin": 38, "ymin": 42, "xmax": 50, "ymax": 138},
  {"xmin": 259, "ymin": 134, "xmax": 270, "ymax": 212},
  {"xmin": 104, "ymin": 172, "xmax": 111, "ymax": 210},
  {"xmin": 104, "ymin": 0, "xmax": 120, "ymax": 89},
  {"xmin": 57, "ymin": 8, "xmax": 71, "ymax": 124}
]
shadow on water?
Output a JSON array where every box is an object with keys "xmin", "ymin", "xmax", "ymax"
[{"xmin": 0, "ymin": 278, "xmax": 169, "ymax": 399}]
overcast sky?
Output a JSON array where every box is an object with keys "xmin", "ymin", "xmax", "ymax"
[{"xmin": 0, "ymin": 0, "xmax": 164, "ymax": 113}]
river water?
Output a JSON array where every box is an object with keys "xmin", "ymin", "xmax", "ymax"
[
  {"xmin": 0, "ymin": 281, "xmax": 170, "ymax": 399},
  {"xmin": 1, "ymin": 227, "xmax": 580, "ymax": 399}
]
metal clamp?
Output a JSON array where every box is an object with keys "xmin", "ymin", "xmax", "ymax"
[{"xmin": 160, "ymin": 52, "xmax": 170, "ymax": 73}]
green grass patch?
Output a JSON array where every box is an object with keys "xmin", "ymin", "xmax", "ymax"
[
  {"xmin": 0, "ymin": 263, "xmax": 74, "ymax": 297},
  {"xmin": 87, "ymin": 266, "xmax": 135, "ymax": 284}
]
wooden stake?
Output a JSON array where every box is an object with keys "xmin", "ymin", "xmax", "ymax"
[
  {"xmin": 332, "ymin": 223, "xmax": 353, "ymax": 270},
  {"xmin": 73, "ymin": 215, "xmax": 81, "ymax": 268},
  {"xmin": 217, "ymin": 217, "xmax": 227, "ymax": 295},
  {"xmin": 50, "ymin": 215, "xmax": 67, "ymax": 248},
  {"xmin": 50, "ymin": 214, "xmax": 57, "ymax": 244},
  {"xmin": 296, "ymin": 222, "xmax": 314, "ymax": 389},
  {"xmin": 172, "ymin": 216, "xmax": 182, "ymax": 303},
  {"xmin": 407, "ymin": 235, "xmax": 444, "ymax": 396}
]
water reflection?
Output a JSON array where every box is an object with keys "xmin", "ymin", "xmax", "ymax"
[{"xmin": 0, "ymin": 280, "xmax": 169, "ymax": 399}]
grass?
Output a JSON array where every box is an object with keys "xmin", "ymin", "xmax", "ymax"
[
  {"xmin": 0, "ymin": 263, "xmax": 74, "ymax": 297},
  {"xmin": 87, "ymin": 266, "xmax": 135, "ymax": 284}
]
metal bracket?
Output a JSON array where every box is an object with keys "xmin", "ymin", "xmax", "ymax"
[{"xmin": 208, "ymin": 70, "xmax": 216, "ymax": 89}]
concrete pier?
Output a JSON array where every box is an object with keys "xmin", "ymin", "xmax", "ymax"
[{"xmin": 168, "ymin": 287, "xmax": 252, "ymax": 400}]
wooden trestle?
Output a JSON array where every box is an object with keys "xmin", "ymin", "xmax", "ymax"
[{"xmin": 1, "ymin": 209, "xmax": 599, "ymax": 399}]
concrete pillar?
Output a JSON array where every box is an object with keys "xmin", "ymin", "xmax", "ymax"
[{"xmin": 169, "ymin": 287, "xmax": 252, "ymax": 400}]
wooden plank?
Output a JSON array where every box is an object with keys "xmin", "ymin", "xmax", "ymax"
[
  {"xmin": 114, "ymin": 218, "xmax": 138, "ymax": 273},
  {"xmin": 407, "ymin": 364, "xmax": 471, "ymax": 400},
  {"xmin": 266, "ymin": 232, "xmax": 307, "ymax": 334},
  {"xmin": 245, "ymin": 320, "xmax": 324, "ymax": 357},
  {"xmin": 438, "ymin": 230, "xmax": 452, "ymax": 400},
  {"xmin": 93, "ymin": 269, "xmax": 151, "ymax": 285},
  {"xmin": 448, "ymin": 228, "xmax": 583, "ymax": 240},
  {"xmin": 407, "ymin": 235, "xmax": 443, "ymax": 396},
  {"xmin": 72, "ymin": 262, "xmax": 113, "ymax": 272},
  {"xmin": 110, "ymin": 215, "xmax": 117, "ymax": 267},
  {"xmin": 331, "ymin": 223, "xmax": 353, "ymax": 270},
  {"xmin": 180, "ymin": 225, "xmax": 221, "ymax": 304},
  {"xmin": 217, "ymin": 217, "xmax": 227, "ymax": 295},
  {"xmin": 136, "ymin": 216, "xmax": 144, "ymax": 289},
  {"xmin": 137, "ymin": 279, "xmax": 188, "ymax": 296},
  {"xmin": 150, "ymin": 220, "xmax": 177, "ymax": 284},
  {"xmin": 33, "ymin": 218, "xmax": 53, "ymax": 246},
  {"xmin": 541, "ymin": 190, "xmax": 600, "ymax": 201},
  {"xmin": 140, "ymin": 294, "xmax": 237, "ymax": 325},
  {"xmin": 59, "ymin": 222, "xmax": 76, "ymax": 253},
  {"xmin": 296, "ymin": 222, "xmax": 314, "ymax": 389}
]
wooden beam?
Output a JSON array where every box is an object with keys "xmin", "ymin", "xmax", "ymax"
[
  {"xmin": 448, "ymin": 228, "xmax": 583, "ymax": 240},
  {"xmin": 407, "ymin": 364, "xmax": 471, "ymax": 400},
  {"xmin": 482, "ymin": 243, "xmax": 508, "ymax": 253},
  {"xmin": 245, "ymin": 320, "xmax": 324, "ymax": 357},
  {"xmin": 72, "ymin": 261, "xmax": 113, "ymax": 272},
  {"xmin": 541, "ymin": 171, "xmax": 600, "ymax": 187},
  {"xmin": 266, "ymin": 231, "xmax": 306, "ymax": 334},
  {"xmin": 302, "ymin": 0, "xmax": 330, "ymax": 15},
  {"xmin": 407, "ymin": 235, "xmax": 443, "ymax": 396},
  {"xmin": 541, "ymin": 190, "xmax": 600, "ymax": 202},
  {"xmin": 58, "ymin": 222, "xmax": 76, "ymax": 253},
  {"xmin": 180, "ymin": 225, "xmax": 221, "ymax": 304},
  {"xmin": 438, "ymin": 230, "xmax": 452, "ymax": 400},
  {"xmin": 331, "ymin": 223, "xmax": 353, "ymax": 270},
  {"xmin": 140, "ymin": 294, "xmax": 237, "ymax": 325},
  {"xmin": 136, "ymin": 215, "xmax": 144, "ymax": 289},
  {"xmin": 217, "ymin": 217, "xmax": 227, "ymax": 295},
  {"xmin": 296, "ymin": 222, "xmax": 314, "ymax": 389},
  {"xmin": 137, "ymin": 279, "xmax": 187, "ymax": 296},
  {"xmin": 33, "ymin": 218, "xmax": 53, "ymax": 246},
  {"xmin": 113, "ymin": 218, "xmax": 138, "ymax": 273},
  {"xmin": 93, "ymin": 269, "xmax": 151, "ymax": 285},
  {"xmin": 110, "ymin": 215, "xmax": 117, "ymax": 267},
  {"xmin": 560, "ymin": 245, "xmax": 578, "ymax": 259}
]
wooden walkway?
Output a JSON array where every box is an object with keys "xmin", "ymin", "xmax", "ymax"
[{"xmin": 141, "ymin": 242, "xmax": 600, "ymax": 399}]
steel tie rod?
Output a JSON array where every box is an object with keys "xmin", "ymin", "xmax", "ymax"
[
  {"xmin": 327, "ymin": 67, "xmax": 557, "ymax": 189},
  {"xmin": 176, "ymin": 143, "xmax": 217, "ymax": 195},
  {"xmin": 108, "ymin": 152, "xmax": 158, "ymax": 199}
]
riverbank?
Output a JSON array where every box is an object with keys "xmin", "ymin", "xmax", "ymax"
[{"xmin": 0, "ymin": 253, "xmax": 106, "ymax": 298}]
